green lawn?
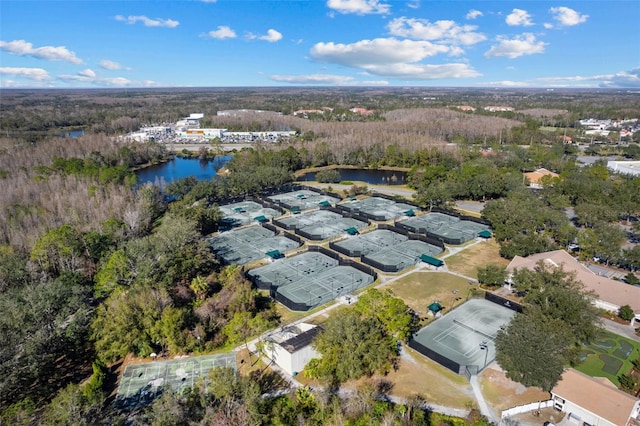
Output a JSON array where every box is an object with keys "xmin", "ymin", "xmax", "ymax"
[
  {"xmin": 574, "ymin": 329, "xmax": 640, "ymax": 386},
  {"xmin": 386, "ymin": 271, "xmax": 481, "ymax": 317}
]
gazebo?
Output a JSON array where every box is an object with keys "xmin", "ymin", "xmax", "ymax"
[{"xmin": 427, "ymin": 302, "xmax": 443, "ymax": 318}]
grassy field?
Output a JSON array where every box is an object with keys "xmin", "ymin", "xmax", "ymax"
[
  {"xmin": 574, "ymin": 329, "xmax": 640, "ymax": 386},
  {"xmin": 479, "ymin": 365, "xmax": 550, "ymax": 411},
  {"xmin": 386, "ymin": 271, "xmax": 481, "ymax": 319},
  {"xmin": 445, "ymin": 239, "xmax": 509, "ymax": 280}
]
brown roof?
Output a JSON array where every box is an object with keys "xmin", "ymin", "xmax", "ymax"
[
  {"xmin": 552, "ymin": 369, "xmax": 639, "ymax": 425},
  {"xmin": 507, "ymin": 250, "xmax": 640, "ymax": 312},
  {"xmin": 524, "ymin": 168, "xmax": 559, "ymax": 185}
]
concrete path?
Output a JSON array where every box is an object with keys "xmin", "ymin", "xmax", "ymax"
[
  {"xmin": 601, "ymin": 318, "xmax": 640, "ymax": 342},
  {"xmin": 469, "ymin": 373, "xmax": 499, "ymax": 423}
]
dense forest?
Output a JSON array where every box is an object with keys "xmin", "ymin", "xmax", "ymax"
[{"xmin": 0, "ymin": 87, "xmax": 639, "ymax": 424}]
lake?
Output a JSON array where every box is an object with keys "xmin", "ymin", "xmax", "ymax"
[
  {"xmin": 297, "ymin": 168, "xmax": 408, "ymax": 185},
  {"xmin": 135, "ymin": 156, "xmax": 232, "ymax": 185}
]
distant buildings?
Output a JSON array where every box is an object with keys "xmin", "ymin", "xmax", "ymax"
[
  {"xmin": 483, "ymin": 106, "xmax": 514, "ymax": 112},
  {"xmin": 523, "ymin": 168, "xmax": 559, "ymax": 189},
  {"xmin": 607, "ymin": 160, "xmax": 640, "ymax": 176}
]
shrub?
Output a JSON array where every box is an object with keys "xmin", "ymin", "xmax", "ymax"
[{"xmin": 619, "ymin": 305, "xmax": 635, "ymax": 321}]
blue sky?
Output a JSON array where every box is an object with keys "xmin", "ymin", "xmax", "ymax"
[{"xmin": 1, "ymin": 0, "xmax": 638, "ymax": 88}]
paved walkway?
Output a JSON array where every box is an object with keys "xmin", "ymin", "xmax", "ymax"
[
  {"xmin": 469, "ymin": 374, "xmax": 499, "ymax": 423},
  {"xmin": 601, "ymin": 318, "xmax": 640, "ymax": 342}
]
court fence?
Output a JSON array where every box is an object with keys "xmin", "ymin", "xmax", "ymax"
[{"xmin": 484, "ymin": 291, "xmax": 523, "ymax": 313}]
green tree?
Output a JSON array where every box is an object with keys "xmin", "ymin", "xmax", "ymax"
[
  {"xmin": 495, "ymin": 309, "xmax": 570, "ymax": 391},
  {"xmin": 316, "ymin": 169, "xmax": 341, "ymax": 183},
  {"xmin": 619, "ymin": 305, "xmax": 635, "ymax": 321},
  {"xmin": 353, "ymin": 288, "xmax": 416, "ymax": 341},
  {"xmin": 477, "ymin": 264, "xmax": 507, "ymax": 287},
  {"xmin": 310, "ymin": 309, "xmax": 397, "ymax": 387},
  {"xmin": 510, "ymin": 261, "xmax": 600, "ymax": 347},
  {"xmin": 30, "ymin": 224, "xmax": 86, "ymax": 276},
  {"xmin": 40, "ymin": 384, "xmax": 103, "ymax": 426}
]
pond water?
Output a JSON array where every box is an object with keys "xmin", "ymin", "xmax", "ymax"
[
  {"xmin": 297, "ymin": 168, "xmax": 408, "ymax": 185},
  {"xmin": 135, "ymin": 156, "xmax": 232, "ymax": 185}
]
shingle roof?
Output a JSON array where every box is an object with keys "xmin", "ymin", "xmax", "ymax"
[
  {"xmin": 552, "ymin": 369, "xmax": 639, "ymax": 426},
  {"xmin": 507, "ymin": 250, "xmax": 640, "ymax": 312},
  {"xmin": 279, "ymin": 326, "xmax": 322, "ymax": 353}
]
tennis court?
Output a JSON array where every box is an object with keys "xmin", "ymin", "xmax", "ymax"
[
  {"xmin": 247, "ymin": 250, "xmax": 376, "ymax": 311},
  {"xmin": 397, "ymin": 212, "xmax": 490, "ymax": 245},
  {"xmin": 409, "ymin": 298, "xmax": 515, "ymax": 375},
  {"xmin": 331, "ymin": 229, "xmax": 443, "ymax": 272},
  {"xmin": 338, "ymin": 196, "xmax": 419, "ymax": 221},
  {"xmin": 208, "ymin": 224, "xmax": 301, "ymax": 265},
  {"xmin": 267, "ymin": 189, "xmax": 340, "ymax": 212},
  {"xmin": 219, "ymin": 200, "xmax": 281, "ymax": 229},
  {"xmin": 115, "ymin": 353, "xmax": 237, "ymax": 410},
  {"xmin": 274, "ymin": 209, "xmax": 369, "ymax": 241}
]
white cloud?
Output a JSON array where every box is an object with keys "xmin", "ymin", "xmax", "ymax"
[
  {"xmin": 407, "ymin": 0, "xmax": 420, "ymax": 9},
  {"xmin": 247, "ymin": 29, "xmax": 283, "ymax": 42},
  {"xmin": 78, "ymin": 69, "xmax": 96, "ymax": 78},
  {"xmin": 360, "ymin": 63, "xmax": 480, "ymax": 79},
  {"xmin": 484, "ymin": 80, "xmax": 530, "ymax": 87},
  {"xmin": 387, "ymin": 17, "xmax": 485, "ymax": 46},
  {"xmin": 326, "ymin": 0, "xmax": 390, "ymax": 15},
  {"xmin": 549, "ymin": 7, "xmax": 588, "ymax": 27},
  {"xmin": 309, "ymin": 38, "xmax": 480, "ymax": 79},
  {"xmin": 115, "ymin": 15, "xmax": 179, "ymax": 28},
  {"xmin": 269, "ymin": 73, "xmax": 389, "ymax": 86},
  {"xmin": 0, "ymin": 39, "xmax": 82, "ymax": 64},
  {"xmin": 311, "ymin": 38, "xmax": 450, "ymax": 67},
  {"xmin": 506, "ymin": 9, "xmax": 533, "ymax": 26},
  {"xmin": 466, "ymin": 9, "xmax": 483, "ymax": 20},
  {"xmin": 537, "ymin": 68, "xmax": 640, "ymax": 88},
  {"xmin": 201, "ymin": 0, "xmax": 217, "ymax": 2},
  {"xmin": 484, "ymin": 33, "xmax": 546, "ymax": 58},
  {"xmin": 99, "ymin": 59, "xmax": 129, "ymax": 70},
  {"xmin": 204, "ymin": 26, "xmax": 237, "ymax": 39},
  {"xmin": 0, "ymin": 66, "xmax": 51, "ymax": 81},
  {"xmin": 259, "ymin": 29, "xmax": 283, "ymax": 42}
]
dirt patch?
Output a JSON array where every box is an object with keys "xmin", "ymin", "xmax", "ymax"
[
  {"xmin": 478, "ymin": 365, "xmax": 550, "ymax": 412},
  {"xmin": 387, "ymin": 271, "xmax": 478, "ymax": 316},
  {"xmin": 445, "ymin": 239, "xmax": 509, "ymax": 280}
]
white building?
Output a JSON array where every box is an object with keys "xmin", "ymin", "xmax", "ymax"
[
  {"xmin": 607, "ymin": 160, "xmax": 640, "ymax": 176},
  {"xmin": 176, "ymin": 128, "xmax": 227, "ymax": 139},
  {"xmin": 263, "ymin": 323, "xmax": 321, "ymax": 376},
  {"xmin": 551, "ymin": 369, "xmax": 640, "ymax": 426}
]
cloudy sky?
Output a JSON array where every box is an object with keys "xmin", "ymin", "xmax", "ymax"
[{"xmin": 1, "ymin": 0, "xmax": 638, "ymax": 88}]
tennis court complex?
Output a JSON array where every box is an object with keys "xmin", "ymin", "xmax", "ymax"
[
  {"xmin": 247, "ymin": 250, "xmax": 376, "ymax": 311},
  {"xmin": 337, "ymin": 196, "xmax": 420, "ymax": 221},
  {"xmin": 409, "ymin": 298, "xmax": 515, "ymax": 375},
  {"xmin": 267, "ymin": 189, "xmax": 340, "ymax": 212},
  {"xmin": 207, "ymin": 224, "xmax": 301, "ymax": 265},
  {"xmin": 274, "ymin": 209, "xmax": 369, "ymax": 241},
  {"xmin": 397, "ymin": 212, "xmax": 490, "ymax": 245},
  {"xmin": 330, "ymin": 228, "xmax": 443, "ymax": 272},
  {"xmin": 115, "ymin": 353, "xmax": 237, "ymax": 410},
  {"xmin": 219, "ymin": 200, "xmax": 281, "ymax": 229}
]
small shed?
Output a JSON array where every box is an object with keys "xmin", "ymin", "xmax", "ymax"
[
  {"xmin": 254, "ymin": 215, "xmax": 269, "ymax": 223},
  {"xmin": 427, "ymin": 302, "xmax": 443, "ymax": 314},
  {"xmin": 404, "ymin": 209, "xmax": 416, "ymax": 217},
  {"xmin": 420, "ymin": 254, "xmax": 443, "ymax": 267},
  {"xmin": 344, "ymin": 227, "xmax": 359, "ymax": 236},
  {"xmin": 478, "ymin": 230, "xmax": 492, "ymax": 238},
  {"xmin": 291, "ymin": 206, "xmax": 301, "ymax": 214},
  {"xmin": 266, "ymin": 250, "xmax": 284, "ymax": 259},
  {"xmin": 318, "ymin": 200, "xmax": 331, "ymax": 207}
]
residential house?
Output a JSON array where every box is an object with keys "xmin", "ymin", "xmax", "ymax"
[
  {"xmin": 551, "ymin": 368, "xmax": 640, "ymax": 426},
  {"xmin": 523, "ymin": 168, "xmax": 559, "ymax": 189},
  {"xmin": 506, "ymin": 250, "xmax": 640, "ymax": 325}
]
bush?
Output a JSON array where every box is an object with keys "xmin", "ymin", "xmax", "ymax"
[
  {"xmin": 619, "ymin": 305, "xmax": 635, "ymax": 321},
  {"xmin": 316, "ymin": 169, "xmax": 341, "ymax": 183}
]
